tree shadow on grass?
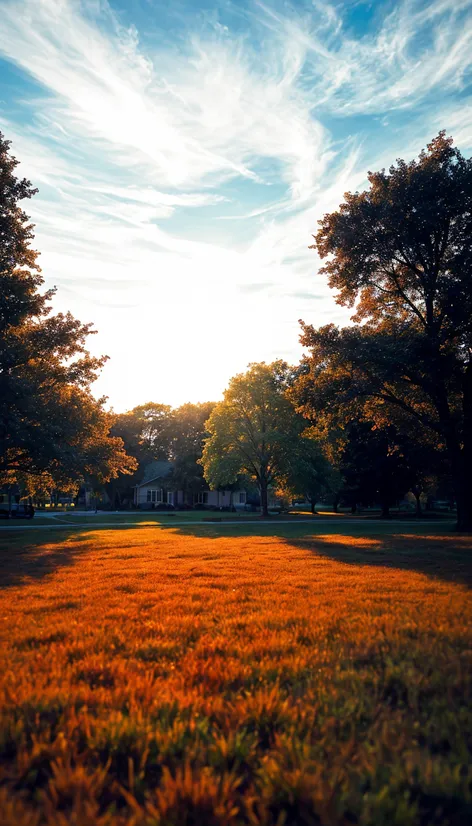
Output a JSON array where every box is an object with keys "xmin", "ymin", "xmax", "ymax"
[
  {"xmin": 278, "ymin": 532, "xmax": 472, "ymax": 589},
  {"xmin": 155, "ymin": 520, "xmax": 472, "ymax": 589},
  {"xmin": 1, "ymin": 519, "xmax": 471, "ymax": 591},
  {"xmin": 0, "ymin": 529, "xmax": 91, "ymax": 589}
]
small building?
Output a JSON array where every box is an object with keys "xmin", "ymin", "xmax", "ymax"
[
  {"xmin": 133, "ymin": 461, "xmax": 247, "ymax": 510},
  {"xmin": 134, "ymin": 461, "xmax": 174, "ymax": 508}
]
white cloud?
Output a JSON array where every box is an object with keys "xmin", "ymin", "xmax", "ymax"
[
  {"xmin": 264, "ymin": 0, "xmax": 472, "ymax": 115},
  {"xmin": 0, "ymin": 0, "xmax": 329, "ymax": 198}
]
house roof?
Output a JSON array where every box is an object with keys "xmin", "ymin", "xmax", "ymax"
[{"xmin": 137, "ymin": 461, "xmax": 173, "ymax": 488}]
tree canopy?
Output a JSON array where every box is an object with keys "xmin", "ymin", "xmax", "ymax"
[
  {"xmin": 201, "ymin": 362, "xmax": 308, "ymax": 516},
  {"xmin": 276, "ymin": 434, "xmax": 339, "ymax": 514},
  {"xmin": 295, "ymin": 133, "xmax": 472, "ymax": 529},
  {"xmin": 111, "ymin": 403, "xmax": 172, "ymax": 465},
  {"xmin": 166, "ymin": 402, "xmax": 215, "ymax": 499},
  {"xmin": 0, "ymin": 131, "xmax": 136, "ymax": 494}
]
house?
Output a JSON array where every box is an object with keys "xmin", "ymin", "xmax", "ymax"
[
  {"xmin": 134, "ymin": 461, "xmax": 174, "ymax": 508},
  {"xmin": 133, "ymin": 461, "xmax": 247, "ymax": 510}
]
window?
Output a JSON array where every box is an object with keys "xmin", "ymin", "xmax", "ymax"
[
  {"xmin": 195, "ymin": 491, "xmax": 209, "ymax": 505},
  {"xmin": 166, "ymin": 491, "xmax": 173, "ymax": 505},
  {"xmin": 146, "ymin": 489, "xmax": 162, "ymax": 503},
  {"xmin": 239, "ymin": 492, "xmax": 246, "ymax": 504}
]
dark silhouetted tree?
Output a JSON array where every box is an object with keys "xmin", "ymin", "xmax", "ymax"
[
  {"xmin": 0, "ymin": 131, "xmax": 136, "ymax": 494},
  {"xmin": 297, "ymin": 133, "xmax": 472, "ymax": 529}
]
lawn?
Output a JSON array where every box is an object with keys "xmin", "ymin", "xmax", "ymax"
[
  {"xmin": 0, "ymin": 523, "xmax": 471, "ymax": 825},
  {"xmin": 10, "ymin": 510, "xmax": 293, "ymax": 527},
  {"xmin": 3, "ymin": 507, "xmax": 453, "ymax": 529}
]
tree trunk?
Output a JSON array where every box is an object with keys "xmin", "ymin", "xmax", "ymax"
[
  {"xmin": 311, "ymin": 500, "xmax": 317, "ymax": 515},
  {"xmin": 381, "ymin": 500, "xmax": 390, "ymax": 519},
  {"xmin": 456, "ymin": 364, "xmax": 472, "ymax": 530},
  {"xmin": 413, "ymin": 491, "xmax": 422, "ymax": 517},
  {"xmin": 455, "ymin": 472, "xmax": 472, "ymax": 531},
  {"xmin": 333, "ymin": 493, "xmax": 340, "ymax": 514},
  {"xmin": 260, "ymin": 484, "xmax": 269, "ymax": 517}
]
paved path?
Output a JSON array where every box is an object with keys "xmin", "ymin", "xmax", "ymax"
[{"xmin": 0, "ymin": 518, "xmax": 447, "ymax": 532}]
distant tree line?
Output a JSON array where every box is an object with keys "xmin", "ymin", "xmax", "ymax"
[
  {"xmin": 106, "ymin": 402, "xmax": 215, "ymax": 508},
  {"xmin": 1, "ymin": 130, "xmax": 471, "ymax": 528}
]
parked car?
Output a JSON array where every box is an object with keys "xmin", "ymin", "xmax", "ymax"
[{"xmin": 0, "ymin": 493, "xmax": 35, "ymax": 519}]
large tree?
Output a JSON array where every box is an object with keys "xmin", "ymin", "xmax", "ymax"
[
  {"xmin": 108, "ymin": 403, "xmax": 172, "ymax": 505},
  {"xmin": 277, "ymin": 435, "xmax": 339, "ymax": 514},
  {"xmin": 201, "ymin": 362, "xmax": 305, "ymax": 516},
  {"xmin": 296, "ymin": 133, "xmax": 472, "ymax": 530},
  {"xmin": 167, "ymin": 402, "xmax": 215, "ymax": 503},
  {"xmin": 0, "ymin": 131, "xmax": 135, "ymax": 493},
  {"xmin": 108, "ymin": 401, "xmax": 215, "ymax": 507},
  {"xmin": 111, "ymin": 403, "xmax": 172, "ymax": 466},
  {"xmin": 339, "ymin": 422, "xmax": 413, "ymax": 518}
]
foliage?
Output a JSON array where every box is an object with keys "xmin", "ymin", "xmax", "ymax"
[
  {"xmin": 277, "ymin": 435, "xmax": 340, "ymax": 513},
  {"xmin": 110, "ymin": 402, "xmax": 215, "ymax": 505},
  {"xmin": 166, "ymin": 402, "xmax": 215, "ymax": 500},
  {"xmin": 167, "ymin": 402, "xmax": 215, "ymax": 461},
  {"xmin": 339, "ymin": 422, "xmax": 413, "ymax": 516},
  {"xmin": 111, "ymin": 403, "xmax": 172, "ymax": 465},
  {"xmin": 0, "ymin": 525, "xmax": 471, "ymax": 825},
  {"xmin": 0, "ymin": 131, "xmax": 136, "ymax": 493},
  {"xmin": 298, "ymin": 132, "xmax": 472, "ymax": 529},
  {"xmin": 107, "ymin": 403, "xmax": 172, "ymax": 507},
  {"xmin": 201, "ymin": 362, "xmax": 305, "ymax": 515}
]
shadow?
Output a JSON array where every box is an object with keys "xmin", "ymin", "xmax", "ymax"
[
  {"xmin": 0, "ymin": 529, "xmax": 91, "ymax": 589},
  {"xmin": 131, "ymin": 518, "xmax": 472, "ymax": 589},
  {"xmin": 1, "ymin": 517, "xmax": 470, "ymax": 591},
  {"xmin": 279, "ymin": 532, "xmax": 472, "ymax": 589}
]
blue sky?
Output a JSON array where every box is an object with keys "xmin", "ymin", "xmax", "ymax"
[{"xmin": 1, "ymin": 0, "xmax": 472, "ymax": 410}]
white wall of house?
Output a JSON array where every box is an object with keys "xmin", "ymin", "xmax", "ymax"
[
  {"xmin": 134, "ymin": 486, "xmax": 175, "ymax": 507},
  {"xmin": 134, "ymin": 486, "xmax": 246, "ymax": 509},
  {"xmin": 193, "ymin": 490, "xmax": 246, "ymax": 508}
]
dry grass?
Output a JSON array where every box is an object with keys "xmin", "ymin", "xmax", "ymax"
[{"xmin": 0, "ymin": 525, "xmax": 471, "ymax": 825}]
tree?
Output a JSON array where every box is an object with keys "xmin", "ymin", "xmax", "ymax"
[
  {"xmin": 167, "ymin": 402, "xmax": 215, "ymax": 503},
  {"xmin": 298, "ymin": 133, "xmax": 472, "ymax": 529},
  {"xmin": 112, "ymin": 403, "xmax": 172, "ymax": 465},
  {"xmin": 108, "ymin": 403, "xmax": 172, "ymax": 506},
  {"xmin": 395, "ymin": 431, "xmax": 447, "ymax": 516},
  {"xmin": 339, "ymin": 422, "xmax": 413, "ymax": 517},
  {"xmin": 201, "ymin": 362, "xmax": 305, "ymax": 516},
  {"xmin": 108, "ymin": 401, "xmax": 215, "ymax": 507},
  {"xmin": 292, "ymin": 351, "xmax": 446, "ymax": 516},
  {"xmin": 278, "ymin": 435, "xmax": 338, "ymax": 514},
  {"xmin": 0, "ymin": 131, "xmax": 136, "ymax": 494}
]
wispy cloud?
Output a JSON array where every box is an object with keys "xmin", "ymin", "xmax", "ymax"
[
  {"xmin": 267, "ymin": 0, "xmax": 472, "ymax": 115},
  {"xmin": 0, "ymin": 0, "xmax": 330, "ymax": 198}
]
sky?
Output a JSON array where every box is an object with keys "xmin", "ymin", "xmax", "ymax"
[{"xmin": 1, "ymin": 0, "xmax": 472, "ymax": 411}]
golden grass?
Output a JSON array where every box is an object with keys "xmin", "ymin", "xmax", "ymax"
[{"xmin": 0, "ymin": 526, "xmax": 471, "ymax": 825}]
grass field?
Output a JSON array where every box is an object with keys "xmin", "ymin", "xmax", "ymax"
[
  {"xmin": 0, "ymin": 522, "xmax": 471, "ymax": 825},
  {"xmin": 2, "ymin": 510, "xmax": 303, "ymax": 527},
  {"xmin": 1, "ymin": 508, "xmax": 452, "ymax": 529}
]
